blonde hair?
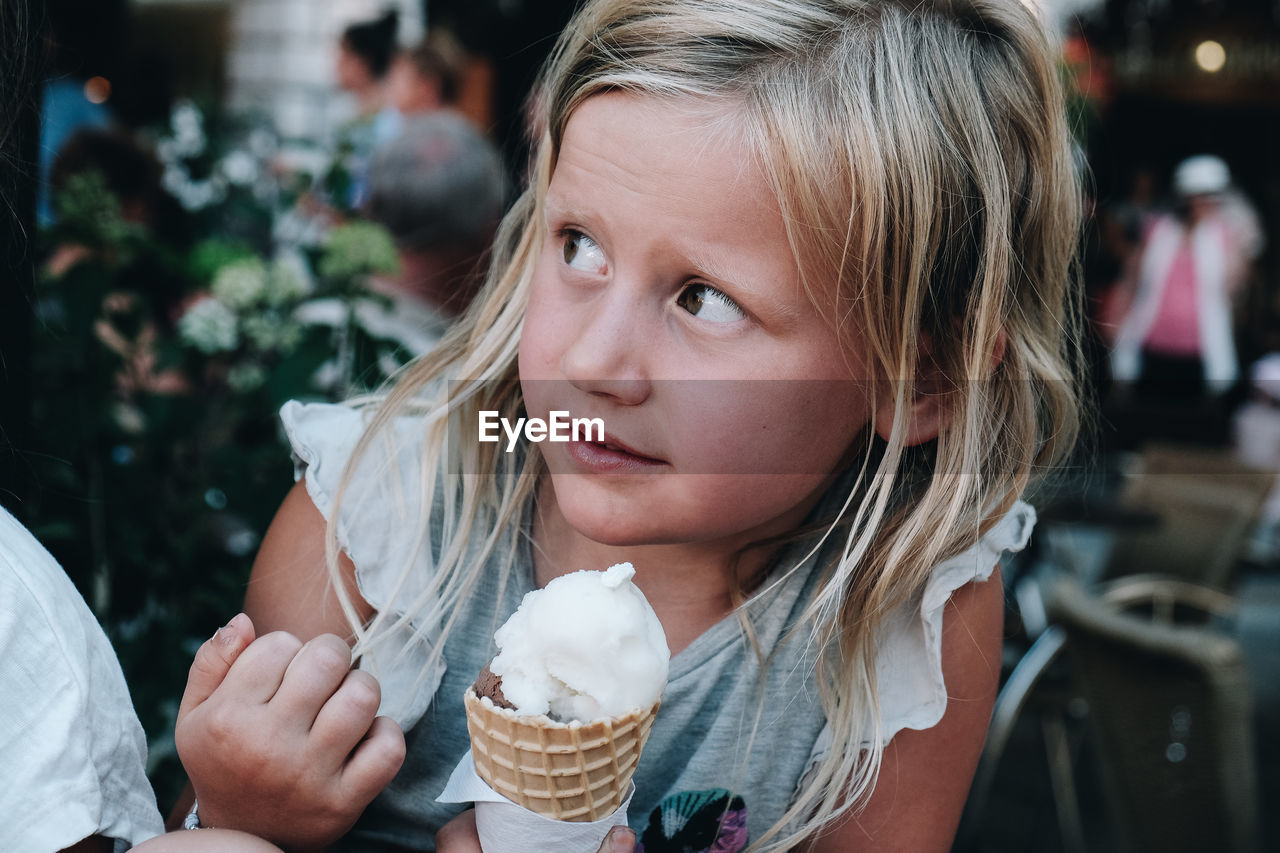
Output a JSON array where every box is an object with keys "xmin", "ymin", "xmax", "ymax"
[{"xmin": 329, "ymin": 0, "xmax": 1083, "ymax": 849}]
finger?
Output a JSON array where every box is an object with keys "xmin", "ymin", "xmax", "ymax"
[
  {"xmin": 216, "ymin": 630, "xmax": 305, "ymax": 705},
  {"xmin": 310, "ymin": 668, "xmax": 381, "ymax": 765},
  {"xmin": 599, "ymin": 826, "xmax": 637, "ymax": 853},
  {"xmin": 433, "ymin": 808, "xmax": 481, "ymax": 853},
  {"xmin": 178, "ymin": 613, "xmax": 256, "ymax": 720},
  {"xmin": 127, "ymin": 827, "xmax": 285, "ymax": 852},
  {"xmin": 271, "ymin": 634, "xmax": 354, "ymax": 728},
  {"xmin": 338, "ymin": 715, "xmax": 406, "ymax": 807}
]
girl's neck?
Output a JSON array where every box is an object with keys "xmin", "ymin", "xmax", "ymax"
[{"xmin": 529, "ymin": 478, "xmax": 832, "ymax": 656}]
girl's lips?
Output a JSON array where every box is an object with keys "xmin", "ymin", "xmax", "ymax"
[{"xmin": 564, "ymin": 437, "xmax": 667, "ymax": 473}]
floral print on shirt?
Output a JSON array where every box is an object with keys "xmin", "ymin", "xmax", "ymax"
[{"xmin": 634, "ymin": 789, "xmax": 748, "ymax": 853}]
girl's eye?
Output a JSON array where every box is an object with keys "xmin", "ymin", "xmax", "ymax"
[
  {"xmin": 561, "ymin": 231, "xmax": 607, "ymax": 275},
  {"xmin": 676, "ymin": 284, "xmax": 745, "ymax": 324}
]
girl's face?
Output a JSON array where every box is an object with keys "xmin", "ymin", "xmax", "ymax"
[{"xmin": 519, "ymin": 93, "xmax": 871, "ymax": 550}]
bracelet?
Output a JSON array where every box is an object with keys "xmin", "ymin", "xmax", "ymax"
[{"xmin": 183, "ymin": 797, "xmax": 205, "ymax": 830}]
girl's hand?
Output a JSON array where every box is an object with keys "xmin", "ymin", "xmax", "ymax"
[
  {"xmin": 434, "ymin": 810, "xmax": 637, "ymax": 853},
  {"xmin": 174, "ymin": 613, "xmax": 406, "ymax": 849}
]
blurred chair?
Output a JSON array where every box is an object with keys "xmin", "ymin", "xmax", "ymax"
[
  {"xmin": 955, "ymin": 623, "xmax": 1085, "ymax": 853},
  {"xmin": 1101, "ymin": 443, "xmax": 1275, "ymax": 589},
  {"xmin": 1047, "ymin": 575, "xmax": 1259, "ymax": 853},
  {"xmin": 957, "ymin": 572, "xmax": 1258, "ymax": 853}
]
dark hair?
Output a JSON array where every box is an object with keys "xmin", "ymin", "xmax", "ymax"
[
  {"xmin": 402, "ymin": 30, "xmax": 466, "ymax": 105},
  {"xmin": 342, "ymin": 9, "xmax": 399, "ymax": 79},
  {"xmin": 51, "ymin": 128, "xmax": 192, "ymax": 248}
]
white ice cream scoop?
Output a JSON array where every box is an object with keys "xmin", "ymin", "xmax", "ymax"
[{"xmin": 488, "ymin": 562, "xmax": 670, "ymax": 722}]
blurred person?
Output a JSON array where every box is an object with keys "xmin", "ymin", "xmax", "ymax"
[
  {"xmin": 45, "ymin": 128, "xmax": 193, "ymax": 395},
  {"xmin": 0, "ymin": 500, "xmax": 166, "ymax": 851},
  {"xmin": 365, "ymin": 111, "xmax": 504, "ymax": 316},
  {"xmin": 1094, "ymin": 166, "xmax": 1164, "ymax": 347},
  {"xmin": 1234, "ymin": 353, "xmax": 1280, "ymax": 472},
  {"xmin": 3, "ymin": 15, "xmax": 165, "ymax": 845},
  {"xmin": 1103, "ymin": 167, "xmax": 1161, "ymax": 271},
  {"xmin": 39, "ymin": 73, "xmax": 112, "ymax": 225},
  {"xmin": 336, "ymin": 9, "xmax": 400, "ymax": 124},
  {"xmin": 37, "ymin": 11, "xmax": 118, "ymax": 226},
  {"xmin": 1110, "ymin": 155, "xmax": 1263, "ymax": 419},
  {"xmin": 386, "ymin": 31, "xmax": 466, "ymax": 118},
  {"xmin": 1232, "ymin": 354, "xmax": 1280, "ymax": 562},
  {"xmin": 296, "ymin": 110, "xmax": 506, "ymax": 358},
  {"xmin": 49, "ymin": 127, "xmax": 192, "ymax": 255},
  {"xmin": 331, "ymin": 9, "xmax": 402, "ymax": 209}
]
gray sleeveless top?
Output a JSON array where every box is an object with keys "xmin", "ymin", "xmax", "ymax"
[{"xmin": 282, "ymin": 401, "xmax": 1036, "ymax": 852}]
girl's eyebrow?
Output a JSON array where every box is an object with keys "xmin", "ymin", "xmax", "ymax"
[
  {"xmin": 542, "ymin": 193, "xmax": 592, "ymax": 225},
  {"xmin": 685, "ymin": 246, "xmax": 748, "ymax": 290},
  {"xmin": 688, "ymin": 246, "xmax": 803, "ymax": 326}
]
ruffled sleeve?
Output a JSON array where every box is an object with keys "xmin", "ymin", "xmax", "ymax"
[
  {"xmin": 279, "ymin": 399, "xmax": 448, "ymax": 728},
  {"xmin": 798, "ymin": 501, "xmax": 1035, "ymax": 778},
  {"xmin": 871, "ymin": 500, "xmax": 1034, "ymax": 741}
]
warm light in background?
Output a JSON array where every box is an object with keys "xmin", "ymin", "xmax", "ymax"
[
  {"xmin": 84, "ymin": 76, "xmax": 112, "ymax": 104},
  {"xmin": 1194, "ymin": 40, "xmax": 1226, "ymax": 73}
]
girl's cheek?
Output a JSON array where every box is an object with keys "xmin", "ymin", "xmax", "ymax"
[{"xmin": 518, "ymin": 278, "xmax": 563, "ymax": 380}]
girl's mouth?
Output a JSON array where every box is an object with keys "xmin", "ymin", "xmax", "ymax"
[{"xmin": 564, "ymin": 435, "xmax": 667, "ymax": 473}]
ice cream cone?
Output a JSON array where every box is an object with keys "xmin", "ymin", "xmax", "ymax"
[{"xmin": 464, "ymin": 688, "xmax": 659, "ymax": 822}]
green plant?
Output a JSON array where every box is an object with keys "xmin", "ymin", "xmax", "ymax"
[{"xmin": 29, "ymin": 162, "xmax": 411, "ymax": 808}]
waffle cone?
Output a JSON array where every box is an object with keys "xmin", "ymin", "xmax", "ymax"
[{"xmin": 464, "ymin": 688, "xmax": 659, "ymax": 822}]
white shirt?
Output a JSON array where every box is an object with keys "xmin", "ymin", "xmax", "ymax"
[{"xmin": 0, "ymin": 507, "xmax": 165, "ymax": 851}]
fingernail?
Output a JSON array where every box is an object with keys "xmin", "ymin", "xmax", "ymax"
[
  {"xmin": 214, "ymin": 613, "xmax": 244, "ymax": 647},
  {"xmin": 607, "ymin": 826, "xmax": 635, "ymax": 852}
]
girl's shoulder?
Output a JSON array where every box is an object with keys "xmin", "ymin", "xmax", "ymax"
[
  {"xmin": 280, "ymin": 399, "xmax": 456, "ymax": 722},
  {"xmin": 280, "ymin": 399, "xmax": 442, "ymax": 605},
  {"xmin": 873, "ymin": 500, "xmax": 1034, "ymax": 739},
  {"xmin": 793, "ymin": 499, "xmax": 1034, "ymax": 766}
]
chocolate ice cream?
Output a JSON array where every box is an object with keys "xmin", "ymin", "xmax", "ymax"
[{"xmin": 473, "ymin": 662, "xmax": 516, "ymax": 710}]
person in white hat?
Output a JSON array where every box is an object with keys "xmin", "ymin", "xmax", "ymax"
[{"xmin": 1110, "ymin": 154, "xmax": 1262, "ymax": 422}]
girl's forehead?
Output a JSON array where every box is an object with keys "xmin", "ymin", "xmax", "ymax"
[
  {"xmin": 553, "ymin": 91, "xmax": 756, "ymax": 173},
  {"xmin": 546, "ymin": 94, "xmax": 780, "ymax": 235}
]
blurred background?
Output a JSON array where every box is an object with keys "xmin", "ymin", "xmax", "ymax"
[{"xmin": 1, "ymin": 0, "xmax": 1278, "ymax": 849}]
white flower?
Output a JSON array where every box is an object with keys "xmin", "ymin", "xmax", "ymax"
[
  {"xmin": 162, "ymin": 165, "xmax": 188, "ymax": 196},
  {"xmin": 170, "ymin": 99, "xmax": 206, "ymax": 158},
  {"xmin": 211, "ymin": 259, "xmax": 269, "ymax": 310},
  {"xmin": 220, "ymin": 150, "xmax": 258, "ymax": 186},
  {"xmin": 156, "ymin": 138, "xmax": 180, "ymax": 166},
  {"xmin": 179, "ymin": 297, "xmax": 239, "ymax": 354},
  {"xmin": 248, "ymin": 128, "xmax": 277, "ymax": 160},
  {"xmin": 111, "ymin": 402, "xmax": 147, "ymax": 435},
  {"xmin": 266, "ymin": 258, "xmax": 310, "ymax": 306},
  {"xmin": 177, "ymin": 183, "xmax": 213, "ymax": 212},
  {"xmin": 227, "ymin": 363, "xmax": 267, "ymax": 392},
  {"xmin": 310, "ymin": 358, "xmax": 343, "ymax": 392},
  {"xmin": 243, "ymin": 312, "xmax": 303, "ymax": 353}
]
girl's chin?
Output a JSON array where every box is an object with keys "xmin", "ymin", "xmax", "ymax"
[
  {"xmin": 556, "ymin": 506, "xmax": 670, "ymax": 548},
  {"xmin": 548, "ymin": 482, "xmax": 678, "ymax": 547}
]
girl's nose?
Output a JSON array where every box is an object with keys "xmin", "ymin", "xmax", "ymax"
[{"xmin": 559, "ymin": 292, "xmax": 651, "ymax": 406}]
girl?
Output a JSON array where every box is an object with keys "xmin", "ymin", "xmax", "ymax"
[{"xmin": 160, "ymin": 0, "xmax": 1083, "ymax": 850}]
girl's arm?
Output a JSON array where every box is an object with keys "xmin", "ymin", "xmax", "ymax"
[
  {"xmin": 170, "ymin": 482, "xmax": 406, "ymax": 848},
  {"xmin": 805, "ymin": 566, "xmax": 1004, "ymax": 853},
  {"xmin": 242, "ymin": 480, "xmax": 373, "ymax": 639}
]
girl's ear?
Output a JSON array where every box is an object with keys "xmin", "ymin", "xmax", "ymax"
[
  {"xmin": 872, "ymin": 329, "xmax": 1007, "ymax": 446},
  {"xmin": 872, "ymin": 380, "xmax": 944, "ymax": 447}
]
